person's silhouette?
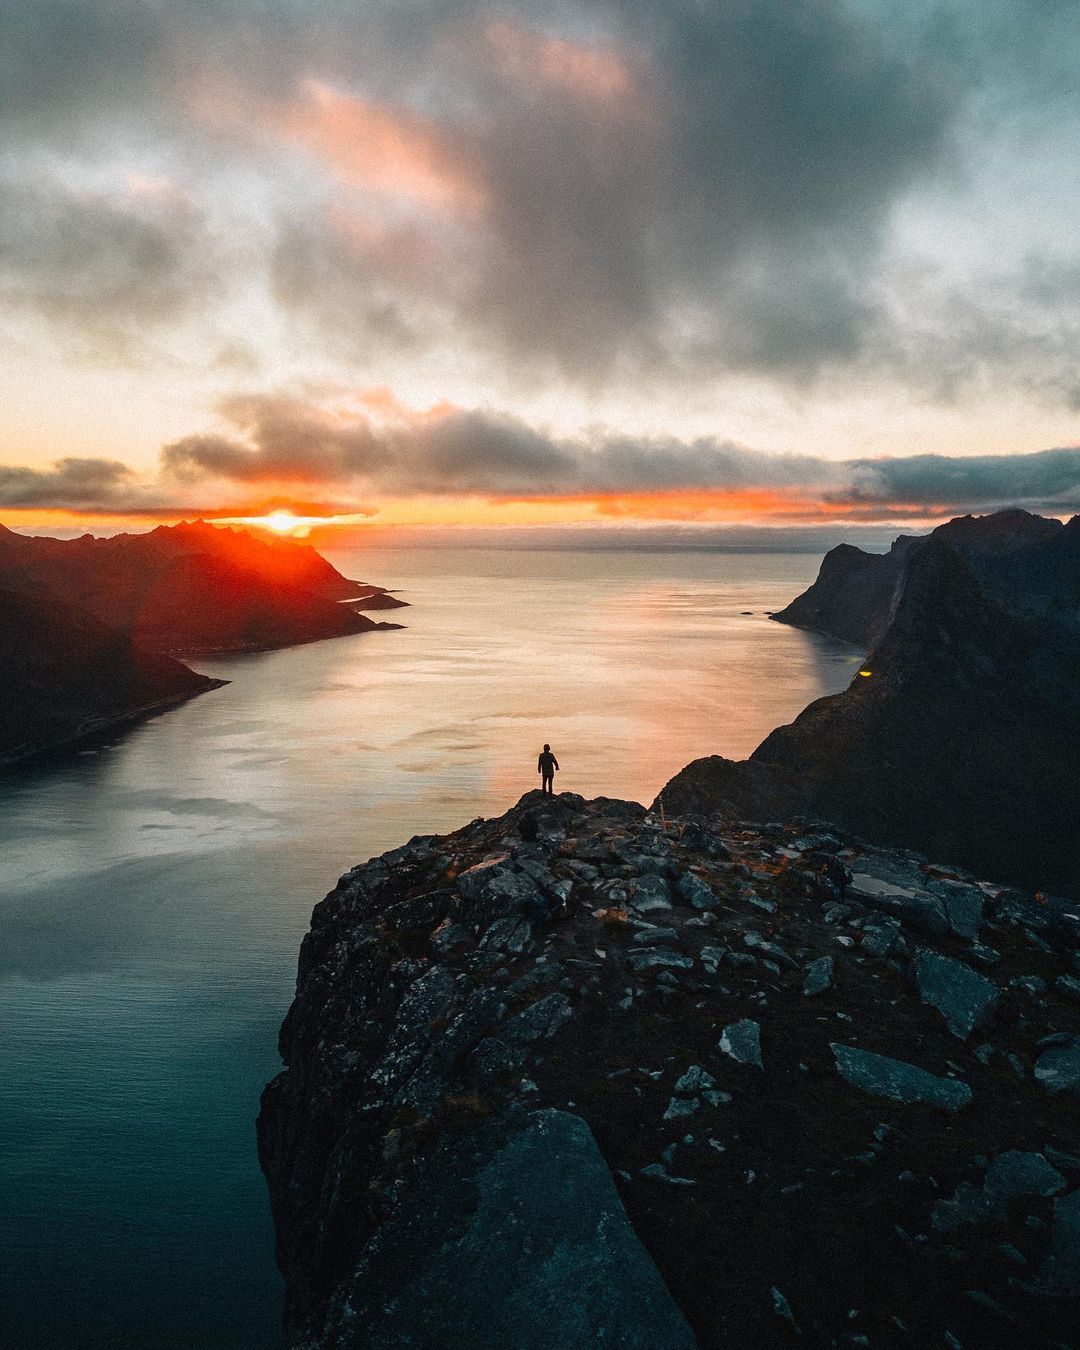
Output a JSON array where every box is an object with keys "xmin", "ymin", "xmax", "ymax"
[{"xmin": 537, "ymin": 743, "xmax": 559, "ymax": 795}]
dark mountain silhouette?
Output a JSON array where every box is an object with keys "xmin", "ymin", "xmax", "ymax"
[
  {"xmin": 0, "ymin": 520, "xmax": 407, "ymax": 763},
  {"xmin": 0, "ymin": 588, "xmax": 224, "ymax": 764},
  {"xmin": 773, "ymin": 508, "xmax": 1077, "ymax": 647},
  {"xmin": 0, "ymin": 520, "xmax": 406, "ymax": 653},
  {"xmin": 660, "ymin": 511, "xmax": 1080, "ymax": 897}
]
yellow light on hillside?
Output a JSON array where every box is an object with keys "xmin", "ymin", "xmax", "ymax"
[{"xmin": 857, "ymin": 669, "xmax": 873, "ymax": 678}]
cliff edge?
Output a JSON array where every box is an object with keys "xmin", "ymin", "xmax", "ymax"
[{"xmin": 259, "ymin": 791, "xmax": 1080, "ymax": 1348}]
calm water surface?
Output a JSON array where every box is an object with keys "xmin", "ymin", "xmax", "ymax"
[{"xmin": 0, "ymin": 548, "xmax": 860, "ymax": 1348}]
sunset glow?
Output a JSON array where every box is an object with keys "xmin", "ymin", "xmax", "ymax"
[
  {"xmin": 2, "ymin": 3, "xmax": 1080, "ymax": 533},
  {"xmin": 224, "ymin": 509, "xmax": 340, "ymax": 537},
  {"xmin": 258, "ymin": 510, "xmax": 306, "ymax": 534}
]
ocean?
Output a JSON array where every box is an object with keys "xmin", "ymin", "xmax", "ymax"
[{"xmin": 0, "ymin": 547, "xmax": 860, "ymax": 1348}]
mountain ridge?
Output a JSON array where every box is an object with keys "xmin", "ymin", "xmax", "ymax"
[
  {"xmin": 661, "ymin": 511, "xmax": 1080, "ymax": 896},
  {"xmin": 0, "ymin": 520, "xmax": 406, "ymax": 763}
]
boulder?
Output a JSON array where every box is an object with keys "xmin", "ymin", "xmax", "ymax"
[
  {"xmin": 1034, "ymin": 1038, "xmax": 1080, "ymax": 1095},
  {"xmin": 830, "ymin": 1044, "xmax": 972, "ymax": 1112},
  {"xmin": 500, "ymin": 993, "xmax": 572, "ymax": 1046},
  {"xmin": 912, "ymin": 949, "xmax": 999, "ymax": 1040},
  {"xmin": 479, "ymin": 917, "xmax": 533, "ymax": 953},
  {"xmin": 632, "ymin": 927, "xmax": 679, "ymax": 946},
  {"xmin": 984, "ymin": 1151, "xmax": 1066, "ymax": 1211},
  {"xmin": 456, "ymin": 859, "xmax": 548, "ymax": 932},
  {"xmin": 673, "ymin": 1065, "xmax": 717, "ymax": 1094},
  {"xmin": 802, "ymin": 955, "xmax": 834, "ymax": 997},
  {"xmin": 934, "ymin": 1152, "xmax": 1066, "ymax": 1232},
  {"xmin": 719, "ymin": 1019, "xmax": 763, "ymax": 1070},
  {"xmin": 676, "ymin": 871, "xmax": 717, "ymax": 910},
  {"xmin": 628, "ymin": 874, "xmax": 672, "ymax": 914},
  {"xmin": 743, "ymin": 932, "xmax": 798, "ymax": 969},
  {"xmin": 937, "ymin": 880, "xmax": 984, "ymax": 939},
  {"xmin": 861, "ymin": 915, "xmax": 902, "ymax": 959},
  {"xmin": 627, "ymin": 948, "xmax": 694, "ymax": 973},
  {"xmin": 848, "ymin": 873, "xmax": 950, "ymax": 937},
  {"xmin": 332, "ymin": 1111, "xmax": 698, "ymax": 1348}
]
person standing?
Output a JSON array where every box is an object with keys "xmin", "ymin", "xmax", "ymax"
[{"xmin": 537, "ymin": 743, "xmax": 559, "ymax": 794}]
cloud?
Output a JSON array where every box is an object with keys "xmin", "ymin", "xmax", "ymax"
[
  {"xmin": 249, "ymin": 4, "xmax": 957, "ymax": 378},
  {"xmin": 0, "ymin": 175, "xmax": 216, "ymax": 354},
  {"xmin": 7, "ymin": 386, "xmax": 1080, "ymax": 522},
  {"xmin": 152, "ymin": 391, "xmax": 1080, "ymax": 518},
  {"xmin": 0, "ymin": 457, "xmax": 140, "ymax": 509},
  {"xmin": 3, "ymin": 0, "xmax": 1080, "ymax": 414},
  {"xmin": 840, "ymin": 447, "xmax": 1080, "ymax": 510}
]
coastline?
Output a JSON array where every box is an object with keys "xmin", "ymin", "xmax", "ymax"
[{"xmin": 0, "ymin": 680, "xmax": 230, "ymax": 771}]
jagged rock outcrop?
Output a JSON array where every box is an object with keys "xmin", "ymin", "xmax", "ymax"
[
  {"xmin": 772, "ymin": 509, "xmax": 1074, "ymax": 646},
  {"xmin": 770, "ymin": 537, "xmax": 918, "ymax": 648},
  {"xmin": 259, "ymin": 791, "xmax": 1080, "ymax": 1348},
  {"xmin": 0, "ymin": 587, "xmax": 224, "ymax": 764},
  {"xmin": 0, "ymin": 520, "xmax": 406, "ymax": 653},
  {"xmin": 661, "ymin": 525, "xmax": 1080, "ymax": 897}
]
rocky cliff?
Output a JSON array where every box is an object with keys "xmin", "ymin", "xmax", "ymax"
[
  {"xmin": 662, "ymin": 515, "xmax": 1080, "ymax": 898},
  {"xmin": 259, "ymin": 790, "xmax": 1080, "ymax": 1349},
  {"xmin": 771, "ymin": 509, "xmax": 1076, "ymax": 647}
]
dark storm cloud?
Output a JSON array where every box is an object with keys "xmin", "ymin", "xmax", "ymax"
[
  {"xmin": 257, "ymin": 0, "xmax": 961, "ymax": 378},
  {"xmin": 841, "ymin": 448, "xmax": 1080, "ymax": 512},
  {"xmin": 162, "ymin": 392, "xmax": 391, "ymax": 483},
  {"xmin": 3, "ymin": 0, "xmax": 1080, "ymax": 395},
  {"xmin": 156, "ymin": 393, "xmax": 1080, "ymax": 514},
  {"xmin": 0, "ymin": 179, "xmax": 216, "ymax": 352},
  {"xmin": 0, "ymin": 457, "xmax": 139, "ymax": 509}
]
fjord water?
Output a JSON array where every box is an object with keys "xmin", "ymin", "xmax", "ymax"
[{"xmin": 0, "ymin": 547, "xmax": 860, "ymax": 1349}]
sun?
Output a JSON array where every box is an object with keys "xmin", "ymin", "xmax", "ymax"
[
  {"xmin": 225, "ymin": 508, "xmax": 316, "ymax": 536},
  {"xmin": 262, "ymin": 509, "xmax": 304, "ymax": 534},
  {"xmin": 217, "ymin": 507, "xmax": 363, "ymax": 537}
]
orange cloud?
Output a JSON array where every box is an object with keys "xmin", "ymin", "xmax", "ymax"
[
  {"xmin": 483, "ymin": 19, "xmax": 644, "ymax": 113},
  {"xmin": 281, "ymin": 79, "xmax": 487, "ymax": 210},
  {"xmin": 194, "ymin": 74, "xmax": 487, "ymax": 213}
]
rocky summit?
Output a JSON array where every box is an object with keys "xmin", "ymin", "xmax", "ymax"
[{"xmin": 259, "ymin": 790, "xmax": 1080, "ymax": 1349}]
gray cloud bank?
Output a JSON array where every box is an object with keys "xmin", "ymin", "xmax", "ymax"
[
  {"xmin": 2, "ymin": 0, "xmax": 1080, "ymax": 396},
  {"xmin": 5, "ymin": 394, "xmax": 1080, "ymax": 520}
]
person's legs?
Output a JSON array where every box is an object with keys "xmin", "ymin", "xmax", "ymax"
[{"xmin": 542, "ymin": 773, "xmax": 553, "ymax": 794}]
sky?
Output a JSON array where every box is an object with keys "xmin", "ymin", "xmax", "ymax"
[{"xmin": 4, "ymin": 0, "xmax": 1080, "ymax": 536}]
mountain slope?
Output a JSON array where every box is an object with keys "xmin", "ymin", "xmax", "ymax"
[
  {"xmin": 772, "ymin": 508, "xmax": 1078, "ymax": 646},
  {"xmin": 0, "ymin": 521, "xmax": 406, "ymax": 653},
  {"xmin": 0, "ymin": 588, "xmax": 224, "ymax": 764},
  {"xmin": 661, "ymin": 534, "xmax": 1080, "ymax": 896}
]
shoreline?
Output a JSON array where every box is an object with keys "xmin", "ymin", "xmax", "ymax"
[{"xmin": 0, "ymin": 680, "xmax": 230, "ymax": 772}]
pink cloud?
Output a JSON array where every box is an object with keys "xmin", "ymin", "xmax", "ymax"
[
  {"xmin": 483, "ymin": 19, "xmax": 646, "ymax": 114},
  {"xmin": 274, "ymin": 79, "xmax": 487, "ymax": 212},
  {"xmin": 191, "ymin": 73, "xmax": 487, "ymax": 212}
]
